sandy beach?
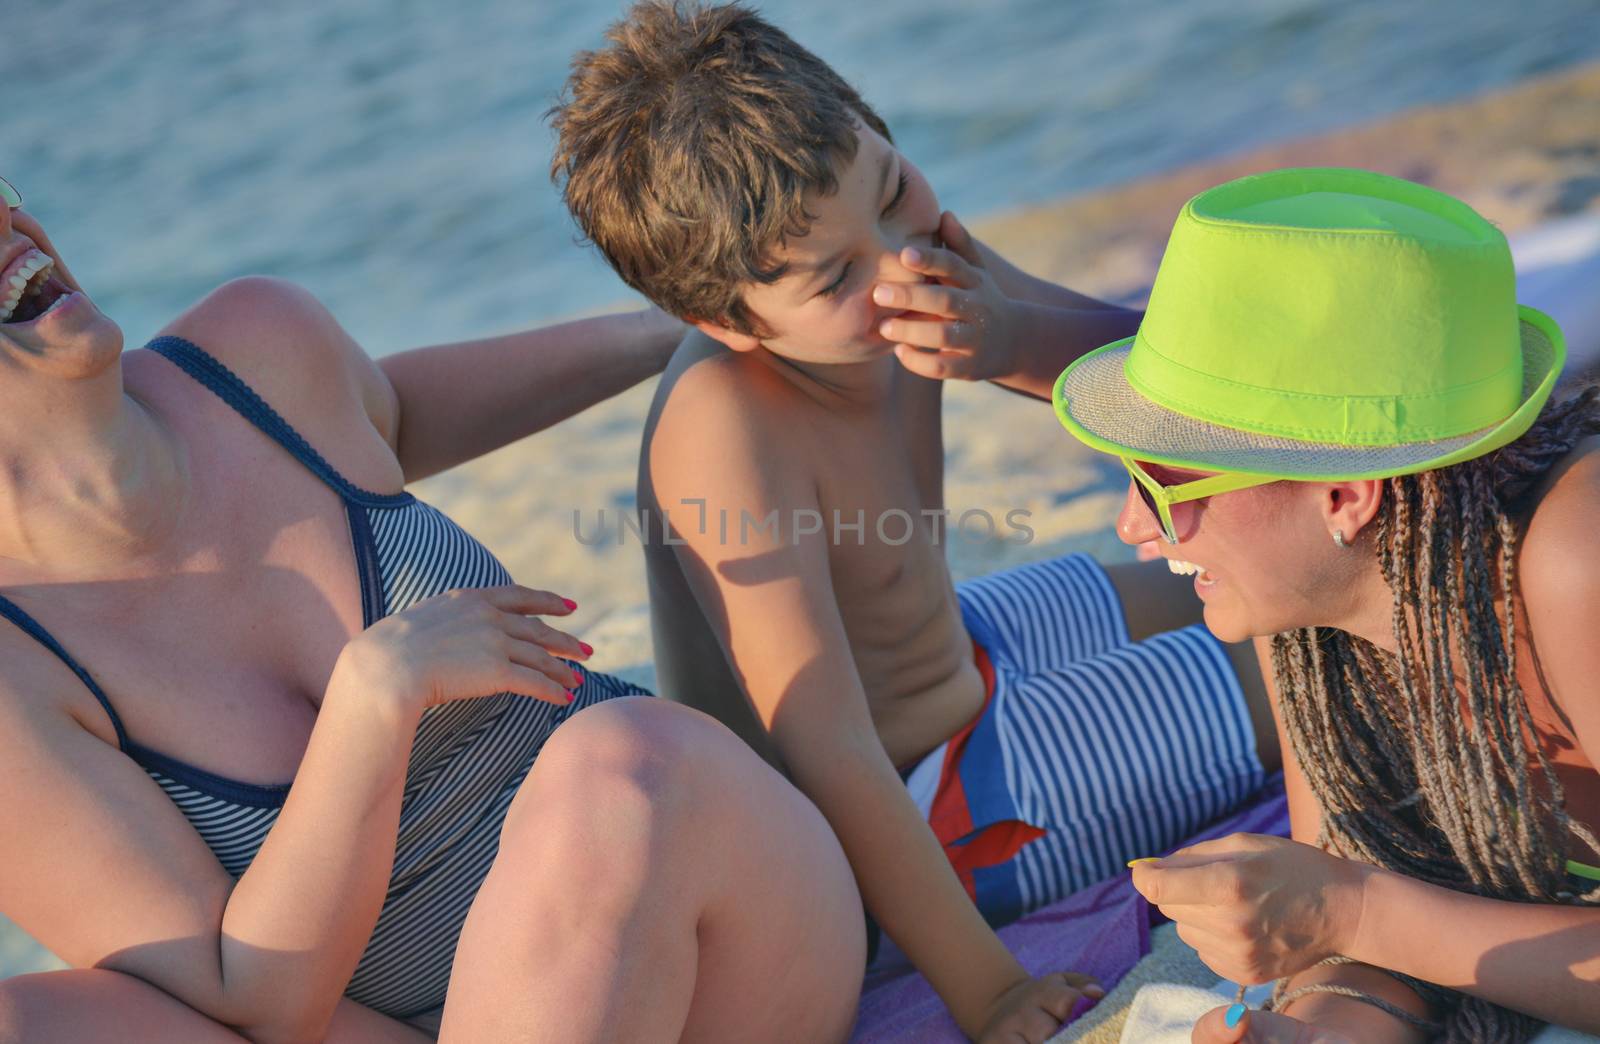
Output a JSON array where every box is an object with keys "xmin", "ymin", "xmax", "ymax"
[{"xmin": 4, "ymin": 57, "xmax": 1599, "ymax": 1001}]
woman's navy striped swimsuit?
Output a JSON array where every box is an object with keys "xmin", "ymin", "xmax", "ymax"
[{"xmin": 0, "ymin": 336, "xmax": 647, "ymax": 1019}]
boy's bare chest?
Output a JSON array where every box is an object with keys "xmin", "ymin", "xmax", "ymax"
[
  {"xmin": 808, "ymin": 401, "xmax": 983, "ymax": 753},
  {"xmin": 812, "ymin": 398, "xmax": 947, "ymax": 597}
]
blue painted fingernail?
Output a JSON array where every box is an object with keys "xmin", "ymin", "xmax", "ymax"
[{"xmin": 1225, "ymin": 1002, "xmax": 1246, "ymax": 1029}]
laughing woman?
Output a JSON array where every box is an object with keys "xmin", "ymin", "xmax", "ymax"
[
  {"xmin": 1055, "ymin": 168, "xmax": 1600, "ymax": 1042},
  {"xmin": 0, "ymin": 176, "xmax": 865, "ymax": 1043}
]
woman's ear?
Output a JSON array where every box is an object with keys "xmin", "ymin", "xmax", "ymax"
[
  {"xmin": 1322, "ymin": 479, "xmax": 1384, "ymax": 545},
  {"xmin": 690, "ymin": 319, "xmax": 762, "ymax": 353}
]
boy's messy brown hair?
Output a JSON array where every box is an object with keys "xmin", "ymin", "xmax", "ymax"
[{"xmin": 549, "ymin": 1, "xmax": 891, "ymax": 335}]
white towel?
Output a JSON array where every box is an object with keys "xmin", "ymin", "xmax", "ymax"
[
  {"xmin": 1116, "ymin": 980, "xmax": 1599, "ymax": 1043},
  {"xmin": 1116, "ymin": 982, "xmax": 1269, "ymax": 1043}
]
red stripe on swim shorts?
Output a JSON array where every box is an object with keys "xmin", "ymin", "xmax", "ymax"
[{"xmin": 928, "ymin": 641, "xmax": 1046, "ymax": 902}]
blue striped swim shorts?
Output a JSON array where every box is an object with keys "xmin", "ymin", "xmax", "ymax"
[{"xmin": 902, "ymin": 553, "xmax": 1265, "ymax": 928}]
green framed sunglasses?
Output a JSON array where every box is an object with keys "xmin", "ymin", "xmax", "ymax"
[
  {"xmin": 1, "ymin": 176, "xmax": 21, "ymax": 210},
  {"xmin": 1122, "ymin": 457, "xmax": 1278, "ymax": 544}
]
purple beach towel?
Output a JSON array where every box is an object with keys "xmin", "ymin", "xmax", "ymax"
[{"xmin": 850, "ymin": 775, "xmax": 1290, "ymax": 1043}]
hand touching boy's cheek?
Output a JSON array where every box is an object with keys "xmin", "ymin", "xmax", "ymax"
[{"xmin": 875, "ymin": 211, "xmax": 1024, "ymax": 382}]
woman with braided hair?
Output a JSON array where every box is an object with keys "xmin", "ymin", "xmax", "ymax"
[{"xmin": 1054, "ymin": 168, "xmax": 1600, "ymax": 1042}]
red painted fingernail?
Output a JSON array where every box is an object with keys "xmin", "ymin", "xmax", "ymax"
[
  {"xmin": 566, "ymin": 690, "xmax": 576, "ymax": 704},
  {"xmin": 571, "ymin": 667, "xmax": 585, "ymax": 685},
  {"xmin": 562, "ymin": 598, "xmax": 578, "ymax": 611},
  {"xmin": 579, "ymin": 641, "xmax": 594, "ymax": 656}
]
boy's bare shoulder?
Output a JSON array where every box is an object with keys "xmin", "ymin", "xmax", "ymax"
[
  {"xmin": 662, "ymin": 331, "xmax": 812, "ymax": 415},
  {"xmin": 651, "ymin": 332, "xmax": 822, "ymax": 482}
]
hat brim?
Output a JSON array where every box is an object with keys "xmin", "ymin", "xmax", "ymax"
[{"xmin": 1053, "ymin": 306, "xmax": 1566, "ymax": 481}]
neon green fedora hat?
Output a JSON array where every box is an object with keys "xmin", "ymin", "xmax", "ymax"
[{"xmin": 1053, "ymin": 167, "xmax": 1565, "ymax": 481}]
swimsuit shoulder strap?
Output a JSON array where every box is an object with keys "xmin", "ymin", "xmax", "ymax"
[
  {"xmin": 147, "ymin": 336, "xmax": 411, "ymax": 508},
  {"xmin": 0, "ymin": 592, "xmax": 129, "ymax": 749}
]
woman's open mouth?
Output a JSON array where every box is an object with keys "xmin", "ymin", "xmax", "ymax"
[
  {"xmin": 1166, "ymin": 557, "xmax": 1218, "ymax": 587},
  {"xmin": 0, "ymin": 248, "xmax": 73, "ymax": 325}
]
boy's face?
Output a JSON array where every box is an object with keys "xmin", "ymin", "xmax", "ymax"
[{"xmin": 695, "ymin": 123, "xmax": 942, "ymax": 366}]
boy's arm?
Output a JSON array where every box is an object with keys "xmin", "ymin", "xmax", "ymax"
[
  {"xmin": 877, "ymin": 213, "xmax": 1141, "ymax": 400},
  {"xmin": 649, "ymin": 362, "xmax": 1094, "ymax": 1040}
]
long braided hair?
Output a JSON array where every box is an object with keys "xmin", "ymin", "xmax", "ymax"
[{"xmin": 1272, "ymin": 386, "xmax": 1600, "ymax": 1042}]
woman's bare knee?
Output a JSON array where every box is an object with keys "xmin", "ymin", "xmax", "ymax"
[
  {"xmin": 451, "ymin": 696, "xmax": 861, "ymax": 1044},
  {"xmin": 495, "ymin": 694, "xmax": 841, "ymax": 927},
  {"xmin": 544, "ymin": 696, "xmax": 729, "ymax": 772},
  {"xmin": 503, "ymin": 697, "xmax": 735, "ymax": 839}
]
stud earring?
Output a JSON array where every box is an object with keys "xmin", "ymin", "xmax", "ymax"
[{"xmin": 1333, "ymin": 529, "xmax": 1348, "ymax": 548}]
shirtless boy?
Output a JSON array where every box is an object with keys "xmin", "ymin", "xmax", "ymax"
[{"xmin": 552, "ymin": 5, "xmax": 1280, "ymax": 1040}]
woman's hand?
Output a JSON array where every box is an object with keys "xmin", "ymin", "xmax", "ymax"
[
  {"xmin": 1130, "ymin": 834, "xmax": 1370, "ymax": 985},
  {"xmin": 1191, "ymin": 1004, "xmax": 1359, "ymax": 1043},
  {"xmin": 875, "ymin": 211, "xmax": 1023, "ymax": 383},
  {"xmin": 333, "ymin": 585, "xmax": 592, "ymax": 717}
]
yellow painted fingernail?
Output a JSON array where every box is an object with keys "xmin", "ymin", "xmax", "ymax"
[{"xmin": 1126, "ymin": 858, "xmax": 1158, "ymax": 868}]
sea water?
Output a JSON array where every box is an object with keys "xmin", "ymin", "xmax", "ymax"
[{"xmin": 4, "ymin": 0, "xmax": 1598, "ymax": 354}]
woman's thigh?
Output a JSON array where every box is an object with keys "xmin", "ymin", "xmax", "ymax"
[
  {"xmin": 444, "ymin": 697, "xmax": 865, "ymax": 1043},
  {"xmin": 0, "ymin": 969, "xmax": 433, "ymax": 1044}
]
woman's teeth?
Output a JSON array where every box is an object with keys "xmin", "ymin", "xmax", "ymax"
[
  {"xmin": 0, "ymin": 251, "xmax": 57, "ymax": 323},
  {"xmin": 1167, "ymin": 558, "xmax": 1216, "ymax": 583}
]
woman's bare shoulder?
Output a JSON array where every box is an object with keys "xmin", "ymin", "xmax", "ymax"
[
  {"xmin": 1521, "ymin": 434, "xmax": 1600, "ymax": 585},
  {"xmin": 153, "ymin": 277, "xmax": 399, "ymax": 447},
  {"xmin": 1519, "ymin": 434, "xmax": 1600, "ymax": 757},
  {"xmin": 140, "ymin": 277, "xmax": 404, "ymax": 487}
]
